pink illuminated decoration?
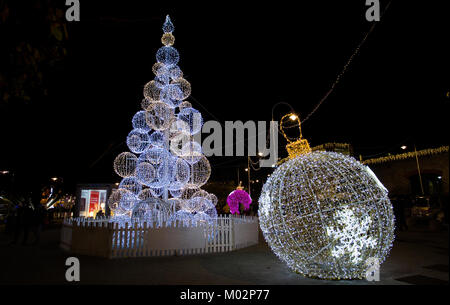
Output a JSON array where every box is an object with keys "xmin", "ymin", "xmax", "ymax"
[{"xmin": 226, "ymin": 189, "xmax": 252, "ymax": 215}]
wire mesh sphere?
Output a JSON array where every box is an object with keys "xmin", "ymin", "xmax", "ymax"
[
  {"xmin": 181, "ymin": 141, "xmax": 203, "ymax": 164},
  {"xmin": 207, "ymin": 193, "xmax": 218, "ymax": 206},
  {"xmin": 177, "ymin": 107, "xmax": 203, "ymax": 135},
  {"xmin": 135, "ymin": 162, "xmax": 157, "ymax": 186},
  {"xmin": 192, "ymin": 189, "xmax": 210, "ymax": 201},
  {"xmin": 143, "ymin": 80, "xmax": 162, "ymax": 102},
  {"xmin": 126, "ymin": 129, "xmax": 151, "ymax": 154},
  {"xmin": 145, "ymin": 101, "xmax": 175, "ymax": 131},
  {"xmin": 169, "ymin": 188, "xmax": 183, "ymax": 198},
  {"xmin": 205, "ymin": 204, "xmax": 218, "ymax": 219},
  {"xmin": 153, "ymin": 157, "xmax": 177, "ymax": 188},
  {"xmin": 183, "ymin": 197, "xmax": 205, "ymax": 213},
  {"xmin": 149, "ymin": 130, "xmax": 166, "ymax": 147},
  {"xmin": 227, "ymin": 189, "xmax": 252, "ymax": 214},
  {"xmin": 193, "ymin": 212, "xmax": 213, "ymax": 225},
  {"xmin": 141, "ymin": 98, "xmax": 153, "ymax": 111},
  {"xmin": 181, "ymin": 187, "xmax": 200, "ymax": 200},
  {"xmin": 190, "ymin": 196, "xmax": 213, "ymax": 213},
  {"xmin": 156, "ymin": 46, "xmax": 180, "ymax": 66},
  {"xmin": 152, "ymin": 62, "xmax": 163, "ymax": 75},
  {"xmin": 149, "ymin": 187, "xmax": 164, "ymax": 198},
  {"xmin": 160, "ymin": 84, "xmax": 182, "ymax": 108},
  {"xmin": 119, "ymin": 177, "xmax": 142, "ymax": 196},
  {"xmin": 108, "ymin": 188, "xmax": 129, "ymax": 212},
  {"xmin": 137, "ymin": 188, "xmax": 153, "ymax": 201},
  {"xmin": 114, "ymin": 152, "xmax": 138, "ymax": 178},
  {"xmin": 168, "ymin": 198, "xmax": 184, "ymax": 212},
  {"xmin": 138, "ymin": 146, "xmax": 169, "ymax": 166},
  {"xmin": 161, "ymin": 32, "xmax": 175, "ymax": 46},
  {"xmin": 118, "ymin": 190, "xmax": 138, "ymax": 212},
  {"xmin": 171, "ymin": 78, "xmax": 191, "ymax": 100},
  {"xmin": 186, "ymin": 155, "xmax": 211, "ymax": 189},
  {"xmin": 168, "ymin": 65, "xmax": 183, "ymax": 80},
  {"xmin": 178, "ymin": 101, "xmax": 192, "ymax": 110},
  {"xmin": 155, "ymin": 73, "xmax": 170, "ymax": 87},
  {"xmin": 167, "ymin": 157, "xmax": 190, "ymax": 192},
  {"xmin": 258, "ymin": 151, "xmax": 395, "ymax": 280},
  {"xmin": 132, "ymin": 110, "xmax": 151, "ymax": 132}
]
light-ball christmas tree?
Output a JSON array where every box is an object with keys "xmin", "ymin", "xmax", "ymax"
[
  {"xmin": 258, "ymin": 114, "xmax": 395, "ymax": 280},
  {"xmin": 109, "ymin": 15, "xmax": 216, "ymax": 227}
]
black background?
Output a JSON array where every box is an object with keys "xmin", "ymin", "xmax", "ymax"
[{"xmin": 1, "ymin": 0, "xmax": 448, "ymax": 193}]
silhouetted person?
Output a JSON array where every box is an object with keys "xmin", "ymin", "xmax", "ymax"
[
  {"xmin": 395, "ymin": 195, "xmax": 408, "ymax": 231},
  {"xmin": 96, "ymin": 209, "xmax": 104, "ymax": 218},
  {"xmin": 21, "ymin": 196, "xmax": 35, "ymax": 245},
  {"xmin": 30, "ymin": 202, "xmax": 45, "ymax": 245},
  {"xmin": 11, "ymin": 201, "xmax": 25, "ymax": 244}
]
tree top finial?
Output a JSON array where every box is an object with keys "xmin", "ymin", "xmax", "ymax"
[{"xmin": 163, "ymin": 15, "xmax": 174, "ymax": 33}]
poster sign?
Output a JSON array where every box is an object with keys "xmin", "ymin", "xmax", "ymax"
[{"xmin": 89, "ymin": 191, "xmax": 99, "ymax": 213}]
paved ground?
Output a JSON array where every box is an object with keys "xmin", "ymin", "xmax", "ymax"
[{"xmin": 0, "ymin": 224, "xmax": 448, "ymax": 285}]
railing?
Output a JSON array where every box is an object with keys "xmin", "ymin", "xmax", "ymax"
[{"xmin": 60, "ymin": 215, "xmax": 259, "ymax": 258}]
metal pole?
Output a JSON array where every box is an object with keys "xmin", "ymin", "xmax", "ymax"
[
  {"xmin": 414, "ymin": 144, "xmax": 425, "ymax": 196},
  {"xmin": 237, "ymin": 168, "xmax": 240, "ymax": 186},
  {"xmin": 247, "ymin": 156, "xmax": 251, "ymax": 197}
]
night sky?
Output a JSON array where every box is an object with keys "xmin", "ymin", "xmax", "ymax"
[{"xmin": 1, "ymin": 1, "xmax": 448, "ymax": 193}]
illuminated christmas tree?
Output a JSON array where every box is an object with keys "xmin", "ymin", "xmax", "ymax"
[{"xmin": 109, "ymin": 15, "xmax": 217, "ymax": 226}]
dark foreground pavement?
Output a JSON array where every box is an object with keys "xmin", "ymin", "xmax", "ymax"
[{"xmin": 0, "ymin": 225, "xmax": 448, "ymax": 285}]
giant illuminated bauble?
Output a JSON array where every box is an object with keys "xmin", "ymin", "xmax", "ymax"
[
  {"xmin": 258, "ymin": 151, "xmax": 395, "ymax": 280},
  {"xmin": 227, "ymin": 189, "xmax": 252, "ymax": 215},
  {"xmin": 114, "ymin": 152, "xmax": 138, "ymax": 178}
]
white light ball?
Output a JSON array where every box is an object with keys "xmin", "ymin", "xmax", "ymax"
[
  {"xmin": 126, "ymin": 129, "xmax": 150, "ymax": 154},
  {"xmin": 135, "ymin": 162, "xmax": 156, "ymax": 186},
  {"xmin": 181, "ymin": 141, "xmax": 203, "ymax": 164},
  {"xmin": 171, "ymin": 78, "xmax": 191, "ymax": 100},
  {"xmin": 178, "ymin": 100, "xmax": 192, "ymax": 110},
  {"xmin": 138, "ymin": 146, "xmax": 169, "ymax": 165},
  {"xmin": 156, "ymin": 46, "xmax": 180, "ymax": 66},
  {"xmin": 186, "ymin": 155, "xmax": 211, "ymax": 189},
  {"xmin": 177, "ymin": 107, "xmax": 203, "ymax": 135},
  {"xmin": 149, "ymin": 130, "xmax": 166, "ymax": 147},
  {"xmin": 160, "ymin": 84, "xmax": 182, "ymax": 108},
  {"xmin": 114, "ymin": 152, "xmax": 138, "ymax": 178},
  {"xmin": 132, "ymin": 110, "xmax": 151, "ymax": 132},
  {"xmin": 119, "ymin": 177, "xmax": 142, "ymax": 196},
  {"xmin": 145, "ymin": 101, "xmax": 175, "ymax": 131},
  {"xmin": 258, "ymin": 151, "xmax": 395, "ymax": 280},
  {"xmin": 143, "ymin": 80, "xmax": 161, "ymax": 101}
]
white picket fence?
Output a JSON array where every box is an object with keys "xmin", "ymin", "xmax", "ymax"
[{"xmin": 60, "ymin": 215, "xmax": 259, "ymax": 258}]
